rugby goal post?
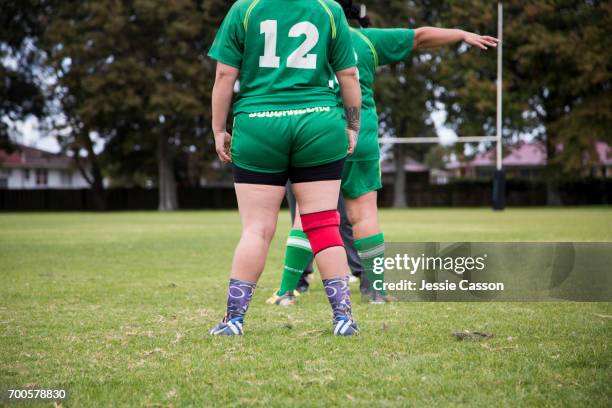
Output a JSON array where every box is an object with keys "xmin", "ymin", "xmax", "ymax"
[{"xmin": 379, "ymin": 3, "xmax": 505, "ymax": 211}]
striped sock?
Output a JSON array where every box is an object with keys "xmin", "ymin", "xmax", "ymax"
[
  {"xmin": 354, "ymin": 232, "xmax": 386, "ymax": 295},
  {"xmin": 278, "ymin": 230, "xmax": 313, "ymax": 295}
]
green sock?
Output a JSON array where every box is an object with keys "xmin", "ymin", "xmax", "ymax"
[
  {"xmin": 278, "ymin": 230, "xmax": 313, "ymax": 295},
  {"xmin": 355, "ymin": 232, "xmax": 385, "ymax": 295}
]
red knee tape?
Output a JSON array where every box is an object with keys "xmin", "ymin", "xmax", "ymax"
[{"xmin": 300, "ymin": 210, "xmax": 343, "ymax": 255}]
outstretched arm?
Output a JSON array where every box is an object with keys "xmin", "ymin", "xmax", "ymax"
[
  {"xmin": 413, "ymin": 27, "xmax": 498, "ymax": 50},
  {"xmin": 211, "ymin": 62, "xmax": 239, "ymax": 163}
]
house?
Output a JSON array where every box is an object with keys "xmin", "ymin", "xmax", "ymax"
[
  {"xmin": 447, "ymin": 142, "xmax": 546, "ymax": 180},
  {"xmin": 0, "ymin": 144, "xmax": 90, "ymax": 189},
  {"xmin": 447, "ymin": 141, "xmax": 612, "ymax": 180},
  {"xmin": 381, "ymin": 157, "xmax": 431, "ymax": 184},
  {"xmin": 381, "ymin": 156, "xmax": 456, "ymax": 185}
]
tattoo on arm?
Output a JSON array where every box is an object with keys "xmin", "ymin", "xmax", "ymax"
[{"xmin": 345, "ymin": 106, "xmax": 360, "ymax": 131}]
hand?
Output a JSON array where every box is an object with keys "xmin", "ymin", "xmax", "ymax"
[
  {"xmin": 464, "ymin": 32, "xmax": 499, "ymax": 50},
  {"xmin": 347, "ymin": 128, "xmax": 358, "ymax": 156},
  {"xmin": 214, "ymin": 130, "xmax": 232, "ymax": 163}
]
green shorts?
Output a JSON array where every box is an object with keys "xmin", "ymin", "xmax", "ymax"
[
  {"xmin": 341, "ymin": 159, "xmax": 382, "ymax": 199},
  {"xmin": 348, "ymin": 109, "xmax": 380, "ymax": 162},
  {"xmin": 231, "ymin": 106, "xmax": 348, "ymax": 173}
]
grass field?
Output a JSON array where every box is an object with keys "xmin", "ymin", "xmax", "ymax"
[{"xmin": 1, "ymin": 208, "xmax": 611, "ymax": 407}]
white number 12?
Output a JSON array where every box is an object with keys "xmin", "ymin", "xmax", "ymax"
[{"xmin": 259, "ymin": 20, "xmax": 319, "ymax": 70}]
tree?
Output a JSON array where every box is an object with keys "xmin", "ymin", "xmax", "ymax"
[
  {"xmin": 0, "ymin": 0, "xmax": 47, "ymax": 150},
  {"xmin": 424, "ymin": 144, "xmax": 450, "ymax": 170},
  {"xmin": 41, "ymin": 0, "xmax": 229, "ymax": 210},
  {"xmin": 438, "ymin": 0, "xmax": 612, "ymax": 202}
]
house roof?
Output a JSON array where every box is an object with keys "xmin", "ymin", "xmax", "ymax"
[
  {"xmin": 0, "ymin": 144, "xmax": 75, "ymax": 170},
  {"xmin": 381, "ymin": 157, "xmax": 429, "ymax": 174},
  {"xmin": 447, "ymin": 141, "xmax": 611, "ymax": 169}
]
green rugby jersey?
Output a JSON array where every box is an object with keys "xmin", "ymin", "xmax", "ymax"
[
  {"xmin": 208, "ymin": 0, "xmax": 356, "ymax": 114},
  {"xmin": 342, "ymin": 27, "xmax": 415, "ymax": 161}
]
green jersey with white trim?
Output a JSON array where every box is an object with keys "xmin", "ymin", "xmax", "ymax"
[
  {"xmin": 208, "ymin": 0, "xmax": 356, "ymax": 114},
  {"xmin": 350, "ymin": 27, "xmax": 415, "ymax": 112},
  {"xmin": 344, "ymin": 27, "xmax": 415, "ymax": 161}
]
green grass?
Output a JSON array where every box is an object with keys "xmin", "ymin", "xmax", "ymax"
[{"xmin": 1, "ymin": 208, "xmax": 611, "ymax": 407}]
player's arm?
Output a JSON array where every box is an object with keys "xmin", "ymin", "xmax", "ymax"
[
  {"xmin": 211, "ymin": 62, "xmax": 239, "ymax": 163},
  {"xmin": 337, "ymin": 67, "xmax": 361, "ymax": 155},
  {"xmin": 413, "ymin": 27, "xmax": 498, "ymax": 50},
  {"xmin": 331, "ymin": 5, "xmax": 361, "ymax": 155},
  {"xmin": 208, "ymin": 3, "xmax": 244, "ymax": 163}
]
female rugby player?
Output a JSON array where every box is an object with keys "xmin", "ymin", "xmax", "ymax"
[
  {"xmin": 208, "ymin": 0, "xmax": 362, "ymax": 336},
  {"xmin": 271, "ymin": 0, "xmax": 498, "ymax": 304}
]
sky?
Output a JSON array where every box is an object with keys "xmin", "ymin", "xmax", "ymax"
[{"xmin": 11, "ymin": 116, "xmax": 61, "ymax": 152}]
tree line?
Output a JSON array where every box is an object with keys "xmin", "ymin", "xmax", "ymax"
[{"xmin": 1, "ymin": 0, "xmax": 610, "ymax": 209}]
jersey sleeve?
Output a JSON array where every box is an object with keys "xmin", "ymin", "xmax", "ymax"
[
  {"xmin": 362, "ymin": 28, "xmax": 415, "ymax": 66},
  {"xmin": 329, "ymin": 7, "xmax": 357, "ymax": 72},
  {"xmin": 207, "ymin": 4, "xmax": 245, "ymax": 69}
]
